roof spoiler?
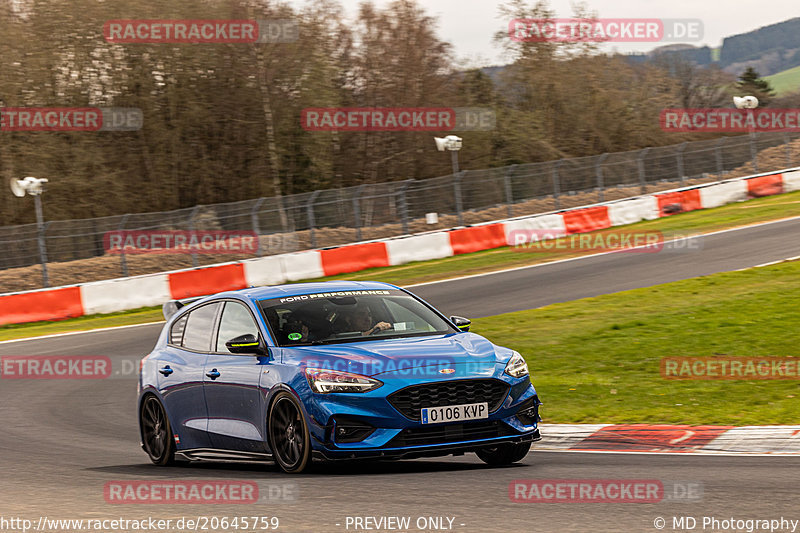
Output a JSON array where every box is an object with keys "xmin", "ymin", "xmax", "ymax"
[{"xmin": 162, "ymin": 297, "xmax": 203, "ymax": 320}]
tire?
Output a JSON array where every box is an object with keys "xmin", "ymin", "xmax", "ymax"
[
  {"xmin": 268, "ymin": 392, "xmax": 311, "ymax": 474},
  {"xmin": 475, "ymin": 441, "xmax": 531, "ymax": 466},
  {"xmin": 140, "ymin": 395, "xmax": 176, "ymax": 466}
]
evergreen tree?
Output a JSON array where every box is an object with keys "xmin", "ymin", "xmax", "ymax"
[{"xmin": 736, "ymin": 67, "xmax": 776, "ymax": 106}]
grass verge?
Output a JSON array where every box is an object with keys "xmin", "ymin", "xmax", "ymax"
[
  {"xmin": 473, "ymin": 260, "xmax": 800, "ymax": 425},
  {"xmin": 0, "ymin": 307, "xmax": 163, "ymax": 342},
  {"xmin": 3, "ymin": 189, "xmax": 800, "ymax": 341}
]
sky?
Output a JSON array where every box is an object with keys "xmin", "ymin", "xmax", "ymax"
[{"xmin": 330, "ymin": 0, "xmax": 800, "ymax": 67}]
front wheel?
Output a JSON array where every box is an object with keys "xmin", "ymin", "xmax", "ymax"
[
  {"xmin": 140, "ymin": 395, "xmax": 176, "ymax": 466},
  {"xmin": 268, "ymin": 392, "xmax": 311, "ymax": 473},
  {"xmin": 476, "ymin": 441, "xmax": 531, "ymax": 466}
]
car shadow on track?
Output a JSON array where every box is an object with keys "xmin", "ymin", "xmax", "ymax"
[{"xmin": 86, "ymin": 457, "xmax": 532, "ymax": 478}]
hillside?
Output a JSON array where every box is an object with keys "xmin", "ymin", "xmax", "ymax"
[
  {"xmin": 765, "ymin": 65, "xmax": 800, "ymax": 95},
  {"xmin": 627, "ymin": 17, "xmax": 800, "ymax": 78}
]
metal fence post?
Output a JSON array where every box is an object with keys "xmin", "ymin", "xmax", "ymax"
[
  {"xmin": 250, "ymin": 198, "xmax": 266, "ymax": 256},
  {"xmin": 395, "ymin": 180, "xmax": 413, "ymax": 235},
  {"xmin": 750, "ymin": 131, "xmax": 759, "ymax": 172},
  {"xmin": 118, "ymin": 213, "xmax": 130, "ymax": 277},
  {"xmin": 595, "ymin": 153, "xmax": 608, "ymax": 203},
  {"xmin": 353, "ymin": 184, "xmax": 366, "ymax": 241},
  {"xmin": 552, "ymin": 160, "xmax": 563, "ymax": 210},
  {"xmin": 784, "ymin": 132, "xmax": 792, "ymax": 168},
  {"xmin": 306, "ymin": 190, "xmax": 321, "ymax": 249},
  {"xmin": 454, "ymin": 172, "xmax": 464, "ymax": 226},
  {"xmin": 38, "ymin": 226, "xmax": 50, "ymax": 287},
  {"xmin": 504, "ymin": 166, "xmax": 515, "ymax": 218},
  {"xmin": 714, "ymin": 137, "xmax": 727, "ymax": 174},
  {"xmin": 637, "ymin": 148, "xmax": 650, "ymax": 195},
  {"xmin": 187, "ymin": 205, "xmax": 201, "ymax": 268},
  {"xmin": 34, "ymin": 195, "xmax": 50, "ymax": 288},
  {"xmin": 676, "ymin": 142, "xmax": 688, "ymax": 185}
]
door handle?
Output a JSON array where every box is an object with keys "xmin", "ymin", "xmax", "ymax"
[
  {"xmin": 159, "ymin": 366, "xmax": 174, "ymax": 376},
  {"xmin": 206, "ymin": 369, "xmax": 221, "ymax": 380}
]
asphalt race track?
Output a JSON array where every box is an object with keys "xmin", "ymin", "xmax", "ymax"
[
  {"xmin": 2, "ymin": 218, "xmax": 800, "ymax": 532},
  {"xmin": 412, "ymin": 216, "xmax": 800, "ymax": 318}
]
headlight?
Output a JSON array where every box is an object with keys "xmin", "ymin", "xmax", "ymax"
[
  {"xmin": 504, "ymin": 351, "xmax": 529, "ymax": 378},
  {"xmin": 305, "ymin": 368, "xmax": 383, "ymax": 393}
]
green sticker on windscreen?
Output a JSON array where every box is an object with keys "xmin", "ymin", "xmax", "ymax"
[{"xmin": 288, "ymin": 333, "xmax": 302, "ymax": 341}]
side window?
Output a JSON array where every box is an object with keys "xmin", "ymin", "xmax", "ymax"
[
  {"xmin": 169, "ymin": 315, "xmax": 188, "ymax": 345},
  {"xmin": 181, "ymin": 303, "xmax": 221, "ymax": 352},
  {"xmin": 216, "ymin": 301, "xmax": 260, "ymax": 353}
]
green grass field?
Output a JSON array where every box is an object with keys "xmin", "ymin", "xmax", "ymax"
[
  {"xmin": 765, "ymin": 65, "xmax": 800, "ymax": 96},
  {"xmin": 474, "ymin": 260, "xmax": 800, "ymax": 425},
  {"xmin": 3, "ymin": 189, "xmax": 800, "ymax": 341}
]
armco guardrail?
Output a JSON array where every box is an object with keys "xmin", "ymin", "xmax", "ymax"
[
  {"xmin": 1, "ymin": 167, "xmax": 798, "ymax": 326},
  {"xmin": 3, "ymin": 131, "xmax": 799, "ymax": 290}
]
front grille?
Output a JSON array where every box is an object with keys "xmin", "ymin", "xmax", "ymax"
[
  {"xmin": 388, "ymin": 379, "xmax": 510, "ymax": 421},
  {"xmin": 388, "ymin": 420, "xmax": 516, "ymax": 447}
]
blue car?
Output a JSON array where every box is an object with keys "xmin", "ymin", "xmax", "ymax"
[{"xmin": 138, "ymin": 281, "xmax": 541, "ymax": 473}]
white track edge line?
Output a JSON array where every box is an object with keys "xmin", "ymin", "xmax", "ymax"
[
  {"xmin": 406, "ymin": 214, "xmax": 800, "ymax": 288},
  {"xmin": 7, "ymin": 214, "xmax": 800, "ymax": 343},
  {"xmin": 0, "ymin": 320, "xmax": 165, "ymax": 344}
]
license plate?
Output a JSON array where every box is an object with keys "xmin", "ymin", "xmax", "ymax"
[{"xmin": 420, "ymin": 402, "xmax": 489, "ymax": 424}]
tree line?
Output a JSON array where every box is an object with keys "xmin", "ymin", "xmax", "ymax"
[{"xmin": 0, "ymin": 0, "xmax": 784, "ymax": 226}]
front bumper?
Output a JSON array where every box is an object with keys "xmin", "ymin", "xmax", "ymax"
[
  {"xmin": 302, "ymin": 378, "xmax": 542, "ymax": 460},
  {"xmin": 312, "ymin": 426, "xmax": 541, "ymax": 460}
]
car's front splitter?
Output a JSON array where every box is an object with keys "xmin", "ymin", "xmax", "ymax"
[{"xmin": 311, "ymin": 427, "xmax": 541, "ymax": 460}]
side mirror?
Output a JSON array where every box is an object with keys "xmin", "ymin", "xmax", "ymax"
[
  {"xmin": 450, "ymin": 316, "xmax": 471, "ymax": 332},
  {"xmin": 225, "ymin": 333, "xmax": 266, "ymax": 355}
]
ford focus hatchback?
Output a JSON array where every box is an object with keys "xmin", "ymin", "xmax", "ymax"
[{"xmin": 138, "ymin": 281, "xmax": 541, "ymax": 473}]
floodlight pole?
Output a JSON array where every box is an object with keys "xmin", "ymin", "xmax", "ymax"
[
  {"xmin": 734, "ymin": 96, "xmax": 759, "ymax": 172},
  {"xmin": 748, "ymin": 109, "xmax": 758, "ymax": 172},
  {"xmin": 450, "ymin": 149, "xmax": 460, "ymax": 175},
  {"xmin": 34, "ymin": 194, "xmax": 49, "ymax": 287}
]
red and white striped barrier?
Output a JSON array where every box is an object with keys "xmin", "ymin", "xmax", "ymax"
[
  {"xmin": 538, "ymin": 424, "xmax": 800, "ymax": 454},
  {"xmin": 1, "ymin": 168, "xmax": 797, "ymax": 325}
]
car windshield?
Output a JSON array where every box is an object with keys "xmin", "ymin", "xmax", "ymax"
[{"xmin": 258, "ymin": 289, "xmax": 457, "ymax": 346}]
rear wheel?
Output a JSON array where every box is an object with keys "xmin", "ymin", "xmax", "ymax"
[
  {"xmin": 476, "ymin": 441, "xmax": 531, "ymax": 466},
  {"xmin": 268, "ymin": 392, "xmax": 311, "ymax": 473},
  {"xmin": 140, "ymin": 395, "xmax": 175, "ymax": 466}
]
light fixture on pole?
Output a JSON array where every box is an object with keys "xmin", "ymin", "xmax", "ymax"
[
  {"xmin": 733, "ymin": 95, "xmax": 759, "ymax": 109},
  {"xmin": 434, "ymin": 135, "xmax": 463, "ymax": 174},
  {"xmin": 10, "ymin": 176, "xmax": 50, "ymax": 287},
  {"xmin": 733, "ymin": 95, "xmax": 759, "ymax": 171}
]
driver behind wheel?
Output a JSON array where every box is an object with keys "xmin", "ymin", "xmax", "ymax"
[{"xmin": 347, "ymin": 304, "xmax": 392, "ymax": 336}]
